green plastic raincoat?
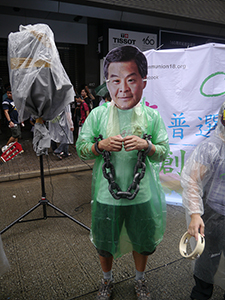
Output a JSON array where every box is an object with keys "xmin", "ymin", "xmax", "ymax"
[{"xmin": 76, "ymin": 101, "xmax": 169, "ymax": 258}]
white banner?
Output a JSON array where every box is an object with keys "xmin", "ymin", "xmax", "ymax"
[
  {"xmin": 143, "ymin": 43, "xmax": 225, "ymax": 204},
  {"xmin": 109, "ymin": 28, "xmax": 157, "ymax": 52}
]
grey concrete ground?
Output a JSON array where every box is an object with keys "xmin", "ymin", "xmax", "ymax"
[{"xmin": 0, "ymin": 126, "xmax": 224, "ymax": 299}]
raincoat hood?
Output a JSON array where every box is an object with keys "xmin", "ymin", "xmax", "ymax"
[{"xmin": 215, "ymin": 101, "xmax": 225, "ymax": 141}]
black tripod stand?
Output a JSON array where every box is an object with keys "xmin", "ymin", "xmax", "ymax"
[{"xmin": 0, "ymin": 155, "xmax": 90, "ymax": 234}]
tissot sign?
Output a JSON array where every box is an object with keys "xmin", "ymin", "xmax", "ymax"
[{"xmin": 109, "ymin": 28, "xmax": 157, "ymax": 52}]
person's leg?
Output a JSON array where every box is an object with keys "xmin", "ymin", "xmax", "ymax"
[
  {"xmin": 96, "ymin": 249, "xmax": 114, "ymax": 279},
  {"xmin": 96, "ymin": 253, "xmax": 114, "ymax": 300},
  {"xmin": 65, "ymin": 144, "xmax": 69, "ymax": 156},
  {"xmin": 94, "ymin": 202, "xmax": 122, "ymax": 299},
  {"xmin": 74, "ymin": 127, "xmax": 79, "ymax": 145},
  {"xmin": 7, "ymin": 125, "xmax": 20, "ymax": 145},
  {"xmin": 2, "ymin": 136, "xmax": 17, "ymax": 153},
  {"xmin": 61, "ymin": 144, "xmax": 70, "ymax": 157},
  {"xmin": 99, "ymin": 254, "xmax": 113, "ymax": 273},
  {"xmin": 54, "ymin": 142, "xmax": 65, "ymax": 154},
  {"xmin": 52, "ymin": 141, "xmax": 63, "ymax": 159},
  {"xmin": 133, "ymin": 251, "xmax": 148, "ymax": 273},
  {"xmin": 191, "ymin": 205, "xmax": 224, "ymax": 300},
  {"xmin": 125, "ymin": 203, "xmax": 153, "ymax": 300},
  {"xmin": 190, "ymin": 275, "xmax": 213, "ymax": 300},
  {"xmin": 133, "ymin": 251, "xmax": 151, "ymax": 300},
  {"xmin": 51, "ymin": 140, "xmax": 57, "ymax": 152},
  {"xmin": 6, "ymin": 136, "xmax": 17, "ymax": 145},
  {"xmin": 126, "ymin": 202, "xmax": 155, "ymax": 275}
]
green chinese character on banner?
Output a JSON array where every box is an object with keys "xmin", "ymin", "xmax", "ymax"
[
  {"xmin": 175, "ymin": 150, "xmax": 185, "ymax": 176},
  {"xmin": 160, "ymin": 150, "xmax": 186, "ymax": 175},
  {"xmin": 160, "ymin": 151, "xmax": 174, "ymax": 174}
]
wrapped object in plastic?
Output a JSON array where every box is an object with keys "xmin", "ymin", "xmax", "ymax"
[
  {"xmin": 181, "ymin": 101, "xmax": 225, "ymax": 288},
  {"xmin": 8, "ymin": 23, "xmax": 75, "ymax": 122}
]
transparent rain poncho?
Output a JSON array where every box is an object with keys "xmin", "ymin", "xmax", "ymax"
[
  {"xmin": 49, "ymin": 104, "xmax": 74, "ymax": 145},
  {"xmin": 76, "ymin": 101, "xmax": 169, "ymax": 258},
  {"xmin": 7, "ymin": 23, "xmax": 74, "ymax": 122},
  {"xmin": 181, "ymin": 101, "xmax": 225, "ymax": 288},
  {"xmin": 0, "ymin": 236, "xmax": 10, "ymax": 276}
]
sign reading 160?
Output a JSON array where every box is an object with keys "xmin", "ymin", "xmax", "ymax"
[{"xmin": 142, "ymin": 36, "xmax": 155, "ymax": 46}]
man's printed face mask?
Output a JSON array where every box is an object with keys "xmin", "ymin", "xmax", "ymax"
[{"xmin": 106, "ymin": 60, "xmax": 146, "ymax": 110}]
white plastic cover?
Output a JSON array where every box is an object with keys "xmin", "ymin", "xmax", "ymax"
[{"xmin": 8, "ymin": 23, "xmax": 75, "ymax": 122}]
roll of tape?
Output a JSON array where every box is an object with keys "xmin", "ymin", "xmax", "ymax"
[{"xmin": 179, "ymin": 231, "xmax": 205, "ymax": 260}]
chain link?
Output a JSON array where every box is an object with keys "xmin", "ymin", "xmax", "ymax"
[{"xmin": 94, "ymin": 134, "xmax": 152, "ymax": 200}]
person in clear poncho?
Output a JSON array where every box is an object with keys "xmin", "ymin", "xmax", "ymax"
[
  {"xmin": 76, "ymin": 45, "xmax": 169, "ymax": 300},
  {"xmin": 181, "ymin": 101, "xmax": 225, "ymax": 300},
  {"xmin": 49, "ymin": 104, "xmax": 74, "ymax": 159},
  {"xmin": 0, "ymin": 235, "xmax": 10, "ymax": 276}
]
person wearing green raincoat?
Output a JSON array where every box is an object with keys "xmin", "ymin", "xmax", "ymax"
[{"xmin": 76, "ymin": 45, "xmax": 169, "ymax": 300}]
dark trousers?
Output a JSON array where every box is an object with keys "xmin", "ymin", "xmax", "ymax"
[
  {"xmin": 191, "ymin": 275, "xmax": 225, "ymax": 299},
  {"xmin": 51, "ymin": 140, "xmax": 69, "ymax": 156},
  {"xmin": 191, "ymin": 205, "xmax": 225, "ymax": 300},
  {"xmin": 191, "ymin": 275, "xmax": 213, "ymax": 300}
]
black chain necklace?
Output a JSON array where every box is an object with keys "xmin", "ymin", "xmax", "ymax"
[{"xmin": 94, "ymin": 134, "xmax": 152, "ymax": 200}]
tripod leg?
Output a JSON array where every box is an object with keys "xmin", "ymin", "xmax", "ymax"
[
  {"xmin": 40, "ymin": 154, "xmax": 90, "ymax": 231},
  {"xmin": 1, "ymin": 155, "xmax": 90, "ymax": 234},
  {"xmin": 0, "ymin": 202, "xmax": 42, "ymax": 234},
  {"xmin": 47, "ymin": 202, "xmax": 90, "ymax": 231},
  {"xmin": 40, "ymin": 155, "xmax": 48, "ymax": 219}
]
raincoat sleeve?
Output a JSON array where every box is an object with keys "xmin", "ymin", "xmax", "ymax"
[
  {"xmin": 147, "ymin": 108, "xmax": 169, "ymax": 163},
  {"xmin": 181, "ymin": 142, "xmax": 216, "ymax": 216},
  {"xmin": 182, "ymin": 101, "xmax": 225, "ymax": 217},
  {"xmin": 76, "ymin": 107, "xmax": 104, "ymax": 160},
  {"xmin": 65, "ymin": 104, "xmax": 74, "ymax": 129}
]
